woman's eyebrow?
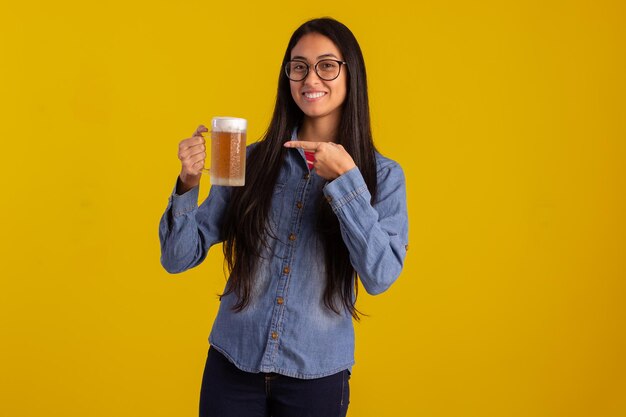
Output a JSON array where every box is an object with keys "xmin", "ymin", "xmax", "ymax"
[{"xmin": 291, "ymin": 53, "xmax": 339, "ymax": 60}]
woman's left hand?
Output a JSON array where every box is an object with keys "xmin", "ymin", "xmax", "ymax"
[{"xmin": 284, "ymin": 141, "xmax": 356, "ymax": 180}]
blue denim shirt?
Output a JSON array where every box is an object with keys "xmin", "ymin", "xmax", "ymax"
[{"xmin": 159, "ymin": 133, "xmax": 409, "ymax": 379}]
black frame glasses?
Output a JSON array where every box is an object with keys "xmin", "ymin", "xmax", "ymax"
[{"xmin": 284, "ymin": 59, "xmax": 347, "ymax": 82}]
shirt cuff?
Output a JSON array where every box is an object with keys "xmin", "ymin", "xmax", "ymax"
[
  {"xmin": 170, "ymin": 181, "xmax": 199, "ymax": 217},
  {"xmin": 322, "ymin": 167, "xmax": 371, "ymax": 211}
]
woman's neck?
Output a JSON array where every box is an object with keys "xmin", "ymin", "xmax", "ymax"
[{"xmin": 298, "ymin": 116, "xmax": 340, "ymax": 143}]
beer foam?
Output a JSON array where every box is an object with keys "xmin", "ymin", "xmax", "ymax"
[{"xmin": 212, "ymin": 117, "xmax": 247, "ymax": 133}]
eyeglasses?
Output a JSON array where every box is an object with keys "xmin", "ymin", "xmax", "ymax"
[{"xmin": 284, "ymin": 59, "xmax": 347, "ymax": 82}]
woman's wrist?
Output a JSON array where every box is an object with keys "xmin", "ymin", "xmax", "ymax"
[{"xmin": 177, "ymin": 173, "xmax": 200, "ymax": 195}]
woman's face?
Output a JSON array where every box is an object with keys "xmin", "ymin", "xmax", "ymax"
[{"xmin": 289, "ymin": 33, "xmax": 348, "ymax": 122}]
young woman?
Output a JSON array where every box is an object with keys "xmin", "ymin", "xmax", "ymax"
[{"xmin": 159, "ymin": 17, "xmax": 409, "ymax": 417}]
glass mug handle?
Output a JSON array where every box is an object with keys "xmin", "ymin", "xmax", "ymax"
[{"xmin": 200, "ymin": 130, "xmax": 212, "ymax": 174}]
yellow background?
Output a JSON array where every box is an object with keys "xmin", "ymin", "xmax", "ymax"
[{"xmin": 1, "ymin": 0, "xmax": 625, "ymax": 416}]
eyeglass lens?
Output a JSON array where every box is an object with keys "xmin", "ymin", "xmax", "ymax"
[{"xmin": 286, "ymin": 60, "xmax": 342, "ymax": 81}]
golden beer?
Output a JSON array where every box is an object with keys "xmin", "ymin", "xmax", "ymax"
[{"xmin": 210, "ymin": 117, "xmax": 247, "ymax": 186}]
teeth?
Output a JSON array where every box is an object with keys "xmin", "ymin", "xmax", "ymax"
[{"xmin": 304, "ymin": 92, "xmax": 326, "ymax": 99}]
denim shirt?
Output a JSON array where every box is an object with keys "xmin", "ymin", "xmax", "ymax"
[{"xmin": 159, "ymin": 132, "xmax": 409, "ymax": 379}]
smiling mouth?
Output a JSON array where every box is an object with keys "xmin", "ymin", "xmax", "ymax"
[{"xmin": 303, "ymin": 92, "xmax": 327, "ymax": 99}]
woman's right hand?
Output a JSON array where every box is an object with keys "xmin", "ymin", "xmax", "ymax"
[{"xmin": 176, "ymin": 125, "xmax": 208, "ymax": 194}]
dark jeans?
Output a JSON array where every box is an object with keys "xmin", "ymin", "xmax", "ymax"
[{"xmin": 199, "ymin": 346, "xmax": 350, "ymax": 417}]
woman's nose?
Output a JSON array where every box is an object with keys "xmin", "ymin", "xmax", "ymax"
[{"xmin": 303, "ymin": 68, "xmax": 323, "ymax": 85}]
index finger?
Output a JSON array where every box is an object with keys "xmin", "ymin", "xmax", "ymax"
[
  {"xmin": 192, "ymin": 125, "xmax": 209, "ymax": 137},
  {"xmin": 284, "ymin": 141, "xmax": 321, "ymax": 151}
]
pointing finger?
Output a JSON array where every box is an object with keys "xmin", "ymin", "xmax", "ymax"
[{"xmin": 284, "ymin": 141, "xmax": 321, "ymax": 151}]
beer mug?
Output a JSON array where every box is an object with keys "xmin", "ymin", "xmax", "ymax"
[{"xmin": 202, "ymin": 117, "xmax": 247, "ymax": 186}]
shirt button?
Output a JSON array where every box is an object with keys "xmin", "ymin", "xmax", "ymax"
[
  {"xmin": 405, "ymin": 244, "xmax": 409, "ymax": 251},
  {"xmin": 283, "ymin": 266, "xmax": 290, "ymax": 274},
  {"xmin": 271, "ymin": 332, "xmax": 279, "ymax": 340},
  {"xmin": 289, "ymin": 233, "xmax": 296, "ymax": 241},
  {"xmin": 325, "ymin": 195, "xmax": 332, "ymax": 203},
  {"xmin": 304, "ymin": 173, "xmax": 310, "ymax": 180},
  {"xmin": 296, "ymin": 201, "xmax": 303, "ymax": 209},
  {"xmin": 277, "ymin": 297, "xmax": 284, "ymax": 305}
]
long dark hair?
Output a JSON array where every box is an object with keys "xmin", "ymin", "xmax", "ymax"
[{"xmin": 220, "ymin": 17, "xmax": 378, "ymax": 320}]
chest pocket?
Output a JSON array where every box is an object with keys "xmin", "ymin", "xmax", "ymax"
[
  {"xmin": 269, "ymin": 165, "xmax": 290, "ymax": 228},
  {"xmin": 273, "ymin": 182, "xmax": 286, "ymax": 195}
]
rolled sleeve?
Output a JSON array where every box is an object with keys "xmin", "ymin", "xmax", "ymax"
[
  {"xmin": 322, "ymin": 167, "xmax": 371, "ymax": 210},
  {"xmin": 171, "ymin": 184, "xmax": 200, "ymax": 217}
]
